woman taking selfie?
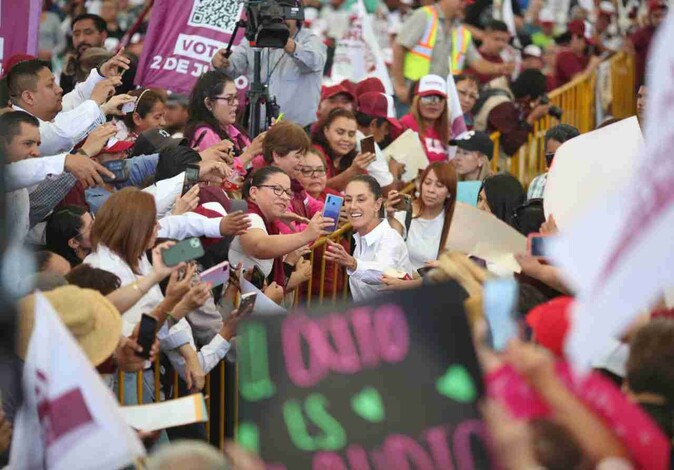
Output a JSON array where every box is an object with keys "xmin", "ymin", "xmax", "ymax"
[
  {"xmin": 325, "ymin": 175, "xmax": 412, "ymax": 301},
  {"xmin": 228, "ymin": 166, "xmax": 334, "ymax": 296},
  {"xmin": 399, "ymin": 75, "xmax": 450, "ymax": 163},
  {"xmin": 450, "ymin": 131, "xmax": 494, "ymax": 182},
  {"xmin": 385, "ymin": 162, "xmax": 457, "ymax": 270},
  {"xmin": 311, "ymin": 108, "xmax": 376, "ymax": 191},
  {"xmin": 185, "ymin": 70, "xmax": 264, "ymax": 166},
  {"xmin": 122, "ymin": 88, "xmax": 167, "ymax": 140}
]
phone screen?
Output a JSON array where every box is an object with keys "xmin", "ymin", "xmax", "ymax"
[
  {"xmin": 137, "ymin": 314, "xmax": 158, "ymax": 359},
  {"xmin": 484, "ymin": 279, "xmax": 519, "ymax": 351},
  {"xmin": 239, "ymin": 292, "xmax": 257, "ymax": 315},
  {"xmin": 249, "ymin": 265, "xmax": 267, "ymax": 290},
  {"xmin": 182, "ymin": 164, "xmax": 200, "ymax": 195},
  {"xmin": 322, "ymin": 195, "xmax": 344, "ymax": 232},
  {"xmin": 530, "ymin": 236, "xmax": 547, "ymax": 257},
  {"xmin": 360, "ymin": 135, "xmax": 375, "ymax": 155}
]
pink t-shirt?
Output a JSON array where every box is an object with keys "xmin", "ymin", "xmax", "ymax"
[
  {"xmin": 191, "ymin": 124, "xmax": 251, "ymax": 153},
  {"xmin": 399, "ymin": 114, "xmax": 448, "ymax": 163}
]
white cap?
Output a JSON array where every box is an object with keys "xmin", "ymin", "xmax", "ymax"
[
  {"xmin": 599, "ymin": 1, "xmax": 617, "ymax": 15},
  {"xmin": 539, "ymin": 9, "xmax": 555, "ymax": 23},
  {"xmin": 417, "ymin": 74, "xmax": 447, "ymax": 98},
  {"xmin": 523, "ymin": 44, "xmax": 543, "ymax": 58}
]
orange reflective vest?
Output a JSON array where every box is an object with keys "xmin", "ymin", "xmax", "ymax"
[{"xmin": 403, "ymin": 6, "xmax": 473, "ymax": 80}]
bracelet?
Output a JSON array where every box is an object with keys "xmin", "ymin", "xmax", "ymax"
[{"xmin": 166, "ymin": 312, "xmax": 178, "ymax": 326}]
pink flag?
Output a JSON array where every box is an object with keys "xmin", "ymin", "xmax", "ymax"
[
  {"xmin": 0, "ymin": 0, "xmax": 41, "ymax": 76},
  {"xmin": 446, "ymin": 74, "xmax": 468, "ymax": 140}
]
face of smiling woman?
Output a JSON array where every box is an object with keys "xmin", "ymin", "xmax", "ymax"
[{"xmin": 344, "ymin": 180, "xmax": 383, "ymax": 235}]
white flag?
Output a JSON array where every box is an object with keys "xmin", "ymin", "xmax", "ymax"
[
  {"xmin": 446, "ymin": 74, "xmax": 468, "ymax": 138},
  {"xmin": 10, "ymin": 293, "xmax": 145, "ymax": 469},
  {"xmin": 549, "ymin": 11, "xmax": 674, "ymax": 371},
  {"xmin": 330, "ymin": 0, "xmax": 393, "ymax": 94}
]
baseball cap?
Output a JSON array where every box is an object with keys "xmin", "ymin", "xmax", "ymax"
[
  {"xmin": 567, "ymin": 19, "xmax": 586, "ymax": 37},
  {"xmin": 320, "ymin": 83, "xmax": 355, "ymax": 102},
  {"xmin": 339, "ymin": 79, "xmax": 357, "ymax": 98},
  {"xmin": 131, "ymin": 128, "xmax": 187, "ymax": 157},
  {"xmin": 357, "ymin": 92, "xmax": 402, "ymax": 132},
  {"xmin": 95, "ymin": 138, "xmax": 134, "ymax": 157},
  {"xmin": 355, "ymin": 77, "xmax": 386, "ymax": 97},
  {"xmin": 449, "ymin": 131, "xmax": 494, "ymax": 159},
  {"xmin": 648, "ymin": 0, "xmax": 668, "ymax": 12},
  {"xmin": 416, "ymin": 74, "xmax": 447, "ymax": 98},
  {"xmin": 522, "ymin": 44, "xmax": 543, "ymax": 59},
  {"xmin": 166, "ymin": 93, "xmax": 189, "ymax": 107},
  {"xmin": 539, "ymin": 9, "xmax": 555, "ymax": 24},
  {"xmin": 598, "ymin": 1, "xmax": 617, "ymax": 15}
]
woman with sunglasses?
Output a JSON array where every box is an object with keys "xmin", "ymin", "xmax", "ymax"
[
  {"xmin": 399, "ymin": 75, "xmax": 450, "ymax": 163},
  {"xmin": 185, "ymin": 70, "xmax": 263, "ymax": 167},
  {"xmin": 228, "ymin": 166, "xmax": 334, "ymax": 298}
]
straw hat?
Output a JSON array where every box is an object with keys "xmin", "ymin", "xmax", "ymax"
[{"xmin": 17, "ymin": 285, "xmax": 122, "ymax": 366}]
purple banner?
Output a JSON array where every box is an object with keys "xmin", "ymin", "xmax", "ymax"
[
  {"xmin": 0, "ymin": 0, "xmax": 41, "ymax": 76},
  {"xmin": 135, "ymin": 0, "xmax": 245, "ymax": 94}
]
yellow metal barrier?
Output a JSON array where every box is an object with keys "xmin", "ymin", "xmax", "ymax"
[
  {"xmin": 490, "ymin": 51, "xmax": 635, "ymax": 186},
  {"xmin": 118, "ymin": 52, "xmax": 635, "ymax": 452}
]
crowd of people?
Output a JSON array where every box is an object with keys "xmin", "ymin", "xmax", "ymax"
[{"xmin": 0, "ymin": 0, "xmax": 672, "ymax": 468}]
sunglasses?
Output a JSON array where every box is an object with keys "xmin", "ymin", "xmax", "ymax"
[{"xmin": 420, "ymin": 95, "xmax": 445, "ymax": 105}]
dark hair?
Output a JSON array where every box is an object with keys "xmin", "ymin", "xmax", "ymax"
[
  {"xmin": 486, "ymin": 20, "xmax": 509, "ymax": 33},
  {"xmin": 544, "ymin": 124, "xmax": 580, "ymax": 146},
  {"xmin": 0, "ymin": 78, "xmax": 9, "ymax": 108},
  {"xmin": 417, "ymin": 162, "xmax": 457, "ymax": 257},
  {"xmin": 45, "ymin": 206, "xmax": 87, "ymax": 267},
  {"xmin": 66, "ymin": 264, "xmax": 121, "ymax": 295},
  {"xmin": 511, "ymin": 69, "xmax": 547, "ymax": 100},
  {"xmin": 530, "ymin": 419, "xmax": 586, "ymax": 470},
  {"xmin": 627, "ymin": 318, "xmax": 674, "ymax": 400},
  {"xmin": 455, "ymin": 74, "xmax": 479, "ymax": 87},
  {"xmin": 35, "ymin": 251, "xmax": 54, "ymax": 271},
  {"xmin": 355, "ymin": 111, "xmax": 388, "ymax": 129},
  {"xmin": 122, "ymin": 88, "xmax": 166, "ymax": 132},
  {"xmin": 0, "ymin": 111, "xmax": 39, "ymax": 153},
  {"xmin": 511, "ymin": 199, "xmax": 546, "ymax": 236},
  {"xmin": 262, "ymin": 120, "xmax": 311, "ymax": 164},
  {"xmin": 72, "ymin": 13, "xmax": 107, "ymax": 33},
  {"xmin": 6, "ymin": 59, "xmax": 50, "ymax": 103},
  {"xmin": 347, "ymin": 174, "xmax": 382, "ymax": 200},
  {"xmin": 481, "ymin": 173, "xmax": 526, "ymax": 226},
  {"xmin": 242, "ymin": 166, "xmax": 289, "ymax": 200},
  {"xmin": 185, "ymin": 70, "xmax": 239, "ymax": 144},
  {"xmin": 311, "ymin": 108, "xmax": 358, "ymax": 173}
]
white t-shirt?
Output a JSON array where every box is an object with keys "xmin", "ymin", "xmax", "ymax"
[
  {"xmin": 228, "ymin": 213, "xmax": 273, "ymax": 276},
  {"xmin": 394, "ymin": 210, "xmax": 445, "ymax": 270}
]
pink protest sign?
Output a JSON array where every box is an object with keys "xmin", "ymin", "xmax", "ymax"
[
  {"xmin": 237, "ymin": 283, "xmax": 490, "ymax": 469},
  {"xmin": 0, "ymin": 0, "xmax": 41, "ymax": 76},
  {"xmin": 135, "ymin": 0, "xmax": 245, "ymax": 94}
]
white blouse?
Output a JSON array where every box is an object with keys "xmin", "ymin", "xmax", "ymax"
[{"xmin": 394, "ymin": 210, "xmax": 445, "ymax": 270}]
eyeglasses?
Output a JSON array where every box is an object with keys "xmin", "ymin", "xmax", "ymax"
[
  {"xmin": 420, "ymin": 95, "xmax": 445, "ymax": 105},
  {"xmin": 458, "ymin": 89, "xmax": 480, "ymax": 101},
  {"xmin": 212, "ymin": 94, "xmax": 239, "ymax": 105},
  {"xmin": 298, "ymin": 166, "xmax": 326, "ymax": 177},
  {"xmin": 257, "ymin": 184, "xmax": 292, "ymax": 197}
]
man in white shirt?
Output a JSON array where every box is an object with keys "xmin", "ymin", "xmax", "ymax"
[{"xmin": 6, "ymin": 54, "xmax": 131, "ymax": 155}]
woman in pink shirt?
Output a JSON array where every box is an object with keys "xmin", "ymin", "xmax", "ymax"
[
  {"xmin": 399, "ymin": 74, "xmax": 450, "ymax": 163},
  {"xmin": 184, "ymin": 70, "xmax": 263, "ymax": 167}
]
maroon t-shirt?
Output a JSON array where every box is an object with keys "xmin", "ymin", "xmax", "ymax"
[
  {"xmin": 554, "ymin": 49, "xmax": 590, "ymax": 87},
  {"xmin": 629, "ymin": 26, "xmax": 656, "ymax": 90},
  {"xmin": 469, "ymin": 48, "xmax": 504, "ymax": 84}
]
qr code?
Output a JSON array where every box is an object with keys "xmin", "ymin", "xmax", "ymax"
[{"xmin": 188, "ymin": 0, "xmax": 244, "ymax": 34}]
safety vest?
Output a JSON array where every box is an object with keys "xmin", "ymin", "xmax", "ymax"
[{"xmin": 403, "ymin": 6, "xmax": 473, "ymax": 81}]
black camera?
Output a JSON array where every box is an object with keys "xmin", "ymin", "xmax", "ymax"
[
  {"xmin": 245, "ymin": 0, "xmax": 304, "ymax": 48},
  {"xmin": 538, "ymin": 95, "xmax": 563, "ymax": 120}
]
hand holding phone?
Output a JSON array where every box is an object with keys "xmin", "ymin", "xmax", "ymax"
[
  {"xmin": 360, "ymin": 135, "xmax": 376, "ymax": 155},
  {"xmin": 322, "ymin": 194, "xmax": 344, "ymax": 232},
  {"xmin": 394, "ymin": 194, "xmax": 412, "ymax": 211},
  {"xmin": 484, "ymin": 279, "xmax": 519, "ymax": 351},
  {"xmin": 101, "ymin": 160, "xmax": 129, "ymax": 184},
  {"xmin": 136, "ymin": 314, "xmax": 158, "ymax": 359},
  {"xmin": 238, "ymin": 292, "xmax": 257, "ymax": 315},
  {"xmin": 181, "ymin": 164, "xmax": 201, "ymax": 196},
  {"xmin": 161, "ymin": 237, "xmax": 205, "ymax": 267},
  {"xmin": 527, "ymin": 232, "xmax": 549, "ymax": 259}
]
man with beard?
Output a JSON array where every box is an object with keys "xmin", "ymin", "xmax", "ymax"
[{"xmin": 61, "ymin": 14, "xmax": 136, "ymax": 94}]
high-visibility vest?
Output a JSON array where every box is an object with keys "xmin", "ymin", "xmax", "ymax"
[{"xmin": 403, "ymin": 7, "xmax": 473, "ymax": 81}]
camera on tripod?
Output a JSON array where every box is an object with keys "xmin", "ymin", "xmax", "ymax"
[{"xmin": 244, "ymin": 0, "xmax": 305, "ymax": 48}]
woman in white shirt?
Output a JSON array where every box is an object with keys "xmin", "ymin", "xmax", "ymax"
[
  {"xmin": 325, "ymin": 175, "xmax": 413, "ymax": 301},
  {"xmin": 385, "ymin": 162, "xmax": 458, "ymax": 270},
  {"xmin": 85, "ymin": 188, "xmax": 237, "ymax": 403}
]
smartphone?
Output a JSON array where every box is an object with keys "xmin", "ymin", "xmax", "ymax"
[
  {"xmin": 162, "ymin": 237, "xmax": 205, "ymax": 267},
  {"xmin": 200, "ymin": 261, "xmax": 230, "ymax": 287},
  {"xmin": 136, "ymin": 314, "xmax": 158, "ymax": 359},
  {"xmin": 322, "ymin": 194, "xmax": 344, "ymax": 232},
  {"xmin": 394, "ymin": 194, "xmax": 412, "ymax": 211},
  {"xmin": 417, "ymin": 266, "xmax": 432, "ymax": 277},
  {"xmin": 101, "ymin": 160, "xmax": 129, "ymax": 184},
  {"xmin": 248, "ymin": 265, "xmax": 267, "ymax": 290},
  {"xmin": 360, "ymin": 135, "xmax": 376, "ymax": 155},
  {"xmin": 527, "ymin": 232, "xmax": 549, "ymax": 258},
  {"xmin": 181, "ymin": 164, "xmax": 200, "ymax": 196},
  {"xmin": 229, "ymin": 199, "xmax": 248, "ymax": 214},
  {"xmin": 483, "ymin": 279, "xmax": 519, "ymax": 351},
  {"xmin": 121, "ymin": 101, "xmax": 136, "ymax": 114},
  {"xmin": 238, "ymin": 292, "xmax": 257, "ymax": 315}
]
